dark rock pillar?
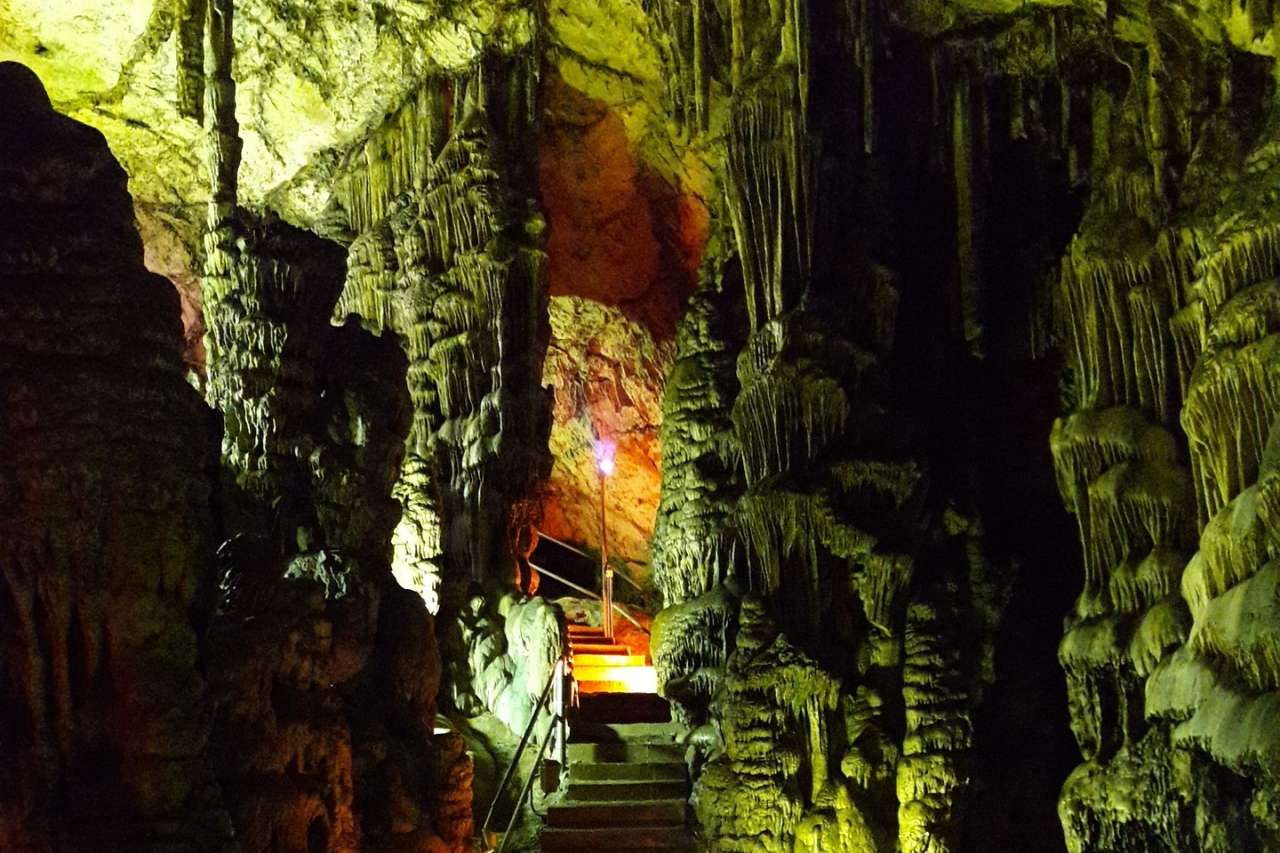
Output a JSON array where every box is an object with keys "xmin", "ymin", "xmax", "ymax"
[{"xmin": 0, "ymin": 61, "xmax": 232, "ymax": 852}]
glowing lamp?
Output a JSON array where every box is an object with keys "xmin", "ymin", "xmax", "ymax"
[{"xmin": 592, "ymin": 439, "xmax": 616, "ymax": 477}]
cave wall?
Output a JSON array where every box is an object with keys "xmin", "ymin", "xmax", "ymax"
[
  {"xmin": 0, "ymin": 61, "xmax": 232, "ymax": 852},
  {"xmin": 647, "ymin": 0, "xmax": 1280, "ymax": 850}
]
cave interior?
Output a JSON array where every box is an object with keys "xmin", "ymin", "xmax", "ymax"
[{"xmin": 3, "ymin": 0, "xmax": 1280, "ymax": 850}]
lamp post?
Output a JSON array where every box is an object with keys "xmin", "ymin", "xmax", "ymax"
[{"xmin": 592, "ymin": 439, "xmax": 616, "ymax": 640}]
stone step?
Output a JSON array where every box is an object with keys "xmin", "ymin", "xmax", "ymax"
[
  {"xmin": 572, "ymin": 653, "xmax": 647, "ymax": 667},
  {"xmin": 571, "ymin": 761, "xmax": 686, "ymax": 783},
  {"xmin": 574, "ymin": 692, "xmax": 670, "ymax": 724},
  {"xmin": 546, "ymin": 799, "xmax": 687, "ymax": 828},
  {"xmin": 578, "ymin": 680, "xmax": 658, "ymax": 695},
  {"xmin": 567, "ymin": 741, "xmax": 683, "ymax": 765},
  {"xmin": 564, "ymin": 779, "xmax": 688, "ymax": 802},
  {"xmin": 543, "ymin": 844, "xmax": 697, "ymax": 853},
  {"xmin": 575, "ymin": 668, "xmax": 658, "ymax": 694},
  {"xmin": 570, "ymin": 642, "xmax": 633, "ymax": 656},
  {"xmin": 566, "ymin": 726, "xmax": 682, "ymax": 755},
  {"xmin": 540, "ymin": 825, "xmax": 695, "ymax": 850},
  {"xmin": 542, "ymin": 839, "xmax": 695, "ymax": 851}
]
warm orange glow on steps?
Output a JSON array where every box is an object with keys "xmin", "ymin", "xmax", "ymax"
[
  {"xmin": 573, "ymin": 665, "xmax": 659, "ymax": 694},
  {"xmin": 566, "ymin": 620, "xmax": 660, "ymax": 695}
]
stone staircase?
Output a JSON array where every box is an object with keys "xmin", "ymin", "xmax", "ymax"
[{"xmin": 540, "ymin": 623, "xmax": 696, "ymax": 852}]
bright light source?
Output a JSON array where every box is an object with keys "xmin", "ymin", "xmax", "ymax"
[
  {"xmin": 592, "ymin": 439, "xmax": 616, "ymax": 476},
  {"xmin": 574, "ymin": 664, "xmax": 658, "ymax": 694}
]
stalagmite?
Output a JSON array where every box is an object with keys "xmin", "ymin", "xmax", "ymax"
[{"xmin": 331, "ymin": 53, "xmax": 553, "ymax": 725}]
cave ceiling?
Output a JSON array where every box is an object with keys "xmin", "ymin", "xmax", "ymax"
[{"xmin": 4, "ymin": 0, "xmax": 1275, "ymax": 235}]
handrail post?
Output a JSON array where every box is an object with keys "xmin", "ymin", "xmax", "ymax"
[{"xmin": 600, "ymin": 471, "xmax": 613, "ymax": 640}]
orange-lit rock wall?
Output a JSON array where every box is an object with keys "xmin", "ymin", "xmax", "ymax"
[{"xmin": 537, "ymin": 71, "xmax": 708, "ymax": 576}]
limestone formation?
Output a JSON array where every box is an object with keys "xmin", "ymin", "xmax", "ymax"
[
  {"xmin": 14, "ymin": 1, "xmax": 1280, "ymax": 852},
  {"xmin": 1040, "ymin": 10, "xmax": 1280, "ymax": 848},
  {"xmin": 0, "ymin": 61, "xmax": 232, "ymax": 851}
]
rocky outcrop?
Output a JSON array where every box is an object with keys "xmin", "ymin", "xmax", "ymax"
[
  {"xmin": 541, "ymin": 296, "xmax": 673, "ymax": 575},
  {"xmin": 1045, "ymin": 25, "xmax": 1280, "ymax": 848},
  {"xmin": 330, "ymin": 45, "xmax": 561, "ymax": 732},
  {"xmin": 441, "ymin": 593, "xmax": 565, "ymax": 736},
  {"xmin": 191, "ymin": 4, "xmax": 481, "ymax": 849},
  {"xmin": 0, "ymin": 61, "xmax": 231, "ymax": 851}
]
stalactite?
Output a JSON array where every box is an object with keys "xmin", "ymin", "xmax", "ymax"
[
  {"xmin": 1051, "ymin": 409, "xmax": 1184, "ymax": 607},
  {"xmin": 1197, "ymin": 223, "xmax": 1280, "ymax": 313},
  {"xmin": 1128, "ymin": 283, "xmax": 1174, "ymax": 422},
  {"xmin": 1189, "ymin": 560, "xmax": 1280, "ymax": 693},
  {"xmin": 1181, "ymin": 334, "xmax": 1280, "ymax": 520},
  {"xmin": 1128, "ymin": 597, "xmax": 1190, "ymax": 677},
  {"xmin": 1181, "ymin": 483, "xmax": 1269, "ymax": 620},
  {"xmin": 1169, "ymin": 299, "xmax": 1208, "ymax": 405},
  {"xmin": 1050, "ymin": 407, "xmax": 1179, "ymax": 518},
  {"xmin": 203, "ymin": 0, "xmax": 239, "ymax": 213},
  {"xmin": 1085, "ymin": 460, "xmax": 1195, "ymax": 590},
  {"xmin": 1204, "ymin": 280, "xmax": 1280, "ymax": 354},
  {"xmin": 176, "ymin": 0, "xmax": 207, "ymax": 122},
  {"xmin": 953, "ymin": 79, "xmax": 983, "ymax": 356},
  {"xmin": 1058, "ymin": 238, "xmax": 1158, "ymax": 410},
  {"xmin": 331, "ymin": 49, "xmax": 551, "ymax": 718},
  {"xmin": 732, "ymin": 364, "xmax": 851, "ymax": 485},
  {"xmin": 1156, "ymin": 227, "xmax": 1207, "ymax": 310},
  {"xmin": 726, "ymin": 75, "xmax": 813, "ymax": 332},
  {"xmin": 1099, "ymin": 165, "xmax": 1165, "ymax": 226}
]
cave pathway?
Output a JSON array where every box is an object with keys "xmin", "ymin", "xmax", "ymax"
[{"xmin": 538, "ymin": 623, "xmax": 696, "ymax": 852}]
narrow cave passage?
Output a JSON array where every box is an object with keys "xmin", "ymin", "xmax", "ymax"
[{"xmin": 5, "ymin": 1, "xmax": 1280, "ymax": 852}]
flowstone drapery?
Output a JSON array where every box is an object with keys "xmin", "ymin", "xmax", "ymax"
[
  {"xmin": 1041, "ymin": 15, "xmax": 1280, "ymax": 849},
  {"xmin": 331, "ymin": 51, "xmax": 561, "ymax": 727},
  {"xmin": 644, "ymin": 4, "xmax": 1000, "ymax": 850}
]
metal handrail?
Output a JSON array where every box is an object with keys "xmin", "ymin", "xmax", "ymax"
[
  {"xmin": 534, "ymin": 528, "xmax": 648, "ymax": 593},
  {"xmin": 495, "ymin": 716, "xmax": 559, "ymax": 853},
  {"xmin": 529, "ymin": 561, "xmax": 649, "ymax": 635},
  {"xmin": 480, "ymin": 656, "xmax": 566, "ymax": 839},
  {"xmin": 533, "ymin": 529, "xmax": 592, "ymax": 560}
]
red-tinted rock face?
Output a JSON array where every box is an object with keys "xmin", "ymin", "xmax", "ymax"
[
  {"xmin": 541, "ymin": 297, "xmax": 674, "ymax": 571},
  {"xmin": 539, "ymin": 71, "xmax": 707, "ymax": 337},
  {"xmin": 537, "ymin": 71, "xmax": 709, "ymax": 573},
  {"xmin": 136, "ymin": 203, "xmax": 205, "ymax": 374}
]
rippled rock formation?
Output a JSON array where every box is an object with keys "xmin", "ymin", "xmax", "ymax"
[{"xmin": 0, "ymin": 61, "xmax": 231, "ymax": 852}]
